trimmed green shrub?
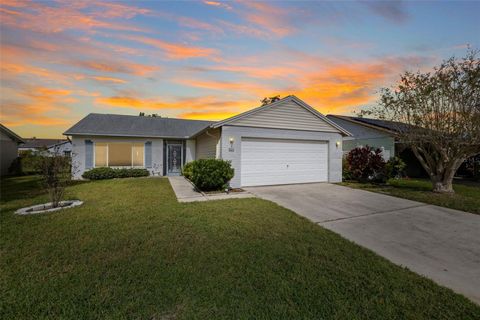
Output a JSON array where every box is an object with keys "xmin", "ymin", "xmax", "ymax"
[
  {"xmin": 385, "ymin": 157, "xmax": 406, "ymax": 179},
  {"xmin": 182, "ymin": 161, "xmax": 194, "ymax": 180},
  {"xmin": 82, "ymin": 167, "xmax": 149, "ymax": 180},
  {"xmin": 190, "ymin": 159, "xmax": 234, "ymax": 191}
]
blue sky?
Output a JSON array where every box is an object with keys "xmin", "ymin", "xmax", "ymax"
[{"xmin": 1, "ymin": 0, "xmax": 479, "ymax": 138}]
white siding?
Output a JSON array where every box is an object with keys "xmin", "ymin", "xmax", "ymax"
[
  {"xmin": 47, "ymin": 142, "xmax": 72, "ymax": 156},
  {"xmin": 196, "ymin": 128, "xmax": 220, "ymax": 159},
  {"xmin": 229, "ymin": 100, "xmax": 340, "ymax": 133}
]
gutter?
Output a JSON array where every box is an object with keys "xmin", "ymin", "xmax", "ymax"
[{"xmin": 62, "ymin": 132, "xmax": 191, "ymax": 139}]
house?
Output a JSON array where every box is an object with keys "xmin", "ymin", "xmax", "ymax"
[
  {"xmin": 65, "ymin": 95, "xmax": 351, "ymax": 187},
  {"xmin": 19, "ymin": 138, "xmax": 72, "ymax": 157},
  {"xmin": 326, "ymin": 115, "xmax": 429, "ymax": 177},
  {"xmin": 326, "ymin": 115, "xmax": 400, "ymax": 159},
  {"xmin": 0, "ymin": 123, "xmax": 24, "ymax": 176}
]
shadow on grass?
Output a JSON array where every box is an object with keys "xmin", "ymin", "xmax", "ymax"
[{"xmin": 0, "ymin": 175, "xmax": 88, "ymax": 204}]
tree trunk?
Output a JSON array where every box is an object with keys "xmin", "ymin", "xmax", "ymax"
[
  {"xmin": 431, "ymin": 165, "xmax": 457, "ymax": 194},
  {"xmin": 432, "ymin": 178, "xmax": 454, "ymax": 193}
]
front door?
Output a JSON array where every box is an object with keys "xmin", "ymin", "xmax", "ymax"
[{"xmin": 167, "ymin": 143, "xmax": 183, "ymax": 175}]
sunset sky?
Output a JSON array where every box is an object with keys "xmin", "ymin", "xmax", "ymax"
[{"xmin": 1, "ymin": 1, "xmax": 479, "ymax": 138}]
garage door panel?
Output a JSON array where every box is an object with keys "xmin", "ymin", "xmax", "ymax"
[{"xmin": 241, "ymin": 138, "xmax": 328, "ymax": 187}]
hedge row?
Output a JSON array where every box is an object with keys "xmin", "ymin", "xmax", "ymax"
[{"xmin": 82, "ymin": 167, "xmax": 149, "ymax": 180}]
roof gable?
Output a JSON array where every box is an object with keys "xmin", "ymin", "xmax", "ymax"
[
  {"xmin": 212, "ymin": 96, "xmax": 351, "ymax": 136},
  {"xmin": 0, "ymin": 123, "xmax": 24, "ymax": 143}
]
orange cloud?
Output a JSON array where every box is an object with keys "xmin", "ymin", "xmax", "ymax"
[
  {"xmin": 239, "ymin": 2, "xmax": 296, "ymax": 37},
  {"xmin": 0, "ymin": 0, "xmax": 150, "ymax": 33},
  {"xmin": 91, "ymin": 76, "xmax": 127, "ymax": 84},
  {"xmin": 203, "ymin": 1, "xmax": 233, "ymax": 10},
  {"xmin": 212, "ymin": 64, "xmax": 298, "ymax": 79},
  {"xmin": 179, "ymin": 111, "xmax": 237, "ymax": 120},
  {"xmin": 217, "ymin": 20, "xmax": 271, "ymax": 39},
  {"xmin": 174, "ymin": 78, "xmax": 272, "ymax": 96},
  {"xmin": 71, "ymin": 60, "xmax": 157, "ymax": 76},
  {"xmin": 95, "ymin": 95, "xmax": 255, "ymax": 118},
  {"xmin": 120, "ymin": 35, "xmax": 219, "ymax": 60},
  {"xmin": 91, "ymin": 1, "xmax": 151, "ymax": 19},
  {"xmin": 1, "ymin": 85, "xmax": 74, "ymax": 127},
  {"xmin": 285, "ymin": 61, "xmax": 403, "ymax": 113},
  {"xmin": 176, "ymin": 16, "xmax": 224, "ymax": 35},
  {"xmin": 0, "ymin": 61, "xmax": 69, "ymax": 83}
]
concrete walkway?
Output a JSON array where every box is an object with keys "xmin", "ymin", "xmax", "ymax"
[
  {"xmin": 168, "ymin": 176, "xmax": 255, "ymax": 202},
  {"xmin": 246, "ymin": 183, "xmax": 480, "ymax": 304}
]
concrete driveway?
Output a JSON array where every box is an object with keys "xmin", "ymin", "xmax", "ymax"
[{"xmin": 245, "ymin": 183, "xmax": 480, "ymax": 304}]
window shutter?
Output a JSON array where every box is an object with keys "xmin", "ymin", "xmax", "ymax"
[
  {"xmin": 145, "ymin": 141, "xmax": 152, "ymax": 168},
  {"xmin": 85, "ymin": 140, "xmax": 93, "ymax": 169}
]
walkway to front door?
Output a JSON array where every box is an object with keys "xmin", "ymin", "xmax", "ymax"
[{"xmin": 245, "ymin": 183, "xmax": 480, "ymax": 304}]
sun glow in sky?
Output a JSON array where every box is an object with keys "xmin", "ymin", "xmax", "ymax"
[{"xmin": 1, "ymin": 0, "xmax": 479, "ymax": 138}]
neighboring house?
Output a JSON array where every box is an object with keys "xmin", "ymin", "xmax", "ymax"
[
  {"xmin": 0, "ymin": 123, "xmax": 24, "ymax": 176},
  {"xmin": 65, "ymin": 95, "xmax": 350, "ymax": 187},
  {"xmin": 326, "ymin": 115, "xmax": 399, "ymax": 160},
  {"xmin": 19, "ymin": 138, "xmax": 72, "ymax": 157},
  {"xmin": 327, "ymin": 115, "xmax": 430, "ymax": 177}
]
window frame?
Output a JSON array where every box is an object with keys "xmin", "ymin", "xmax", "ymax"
[{"xmin": 93, "ymin": 141, "xmax": 145, "ymax": 168}]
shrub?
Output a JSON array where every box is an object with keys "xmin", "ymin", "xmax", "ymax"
[
  {"xmin": 385, "ymin": 157, "xmax": 406, "ymax": 179},
  {"xmin": 342, "ymin": 157, "xmax": 353, "ymax": 181},
  {"xmin": 19, "ymin": 151, "xmax": 44, "ymax": 174},
  {"xmin": 190, "ymin": 159, "xmax": 234, "ymax": 191},
  {"xmin": 345, "ymin": 146, "xmax": 386, "ymax": 183},
  {"xmin": 182, "ymin": 161, "xmax": 194, "ymax": 180},
  {"xmin": 8, "ymin": 157, "xmax": 23, "ymax": 176},
  {"xmin": 37, "ymin": 155, "xmax": 71, "ymax": 208},
  {"xmin": 82, "ymin": 167, "xmax": 149, "ymax": 180}
]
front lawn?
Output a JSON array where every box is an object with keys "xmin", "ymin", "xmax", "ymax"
[
  {"xmin": 1, "ymin": 176, "xmax": 479, "ymax": 319},
  {"xmin": 340, "ymin": 178, "xmax": 480, "ymax": 215}
]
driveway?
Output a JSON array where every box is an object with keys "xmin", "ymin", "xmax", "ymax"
[{"xmin": 245, "ymin": 183, "xmax": 480, "ymax": 304}]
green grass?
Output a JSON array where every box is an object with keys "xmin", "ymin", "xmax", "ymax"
[
  {"xmin": 340, "ymin": 178, "xmax": 480, "ymax": 215},
  {"xmin": 1, "ymin": 176, "xmax": 479, "ymax": 319}
]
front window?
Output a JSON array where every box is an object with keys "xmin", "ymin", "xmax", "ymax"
[{"xmin": 94, "ymin": 142, "xmax": 144, "ymax": 167}]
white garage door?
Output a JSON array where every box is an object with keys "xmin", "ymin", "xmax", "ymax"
[{"xmin": 241, "ymin": 138, "xmax": 328, "ymax": 187}]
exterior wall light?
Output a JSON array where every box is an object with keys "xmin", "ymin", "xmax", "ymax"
[
  {"xmin": 229, "ymin": 137, "xmax": 235, "ymax": 145},
  {"xmin": 336, "ymin": 141, "xmax": 341, "ymax": 148}
]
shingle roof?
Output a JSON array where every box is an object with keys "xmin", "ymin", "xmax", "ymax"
[
  {"xmin": 327, "ymin": 115, "xmax": 411, "ymax": 134},
  {"xmin": 64, "ymin": 113, "xmax": 215, "ymax": 138},
  {"xmin": 20, "ymin": 138, "xmax": 69, "ymax": 149}
]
